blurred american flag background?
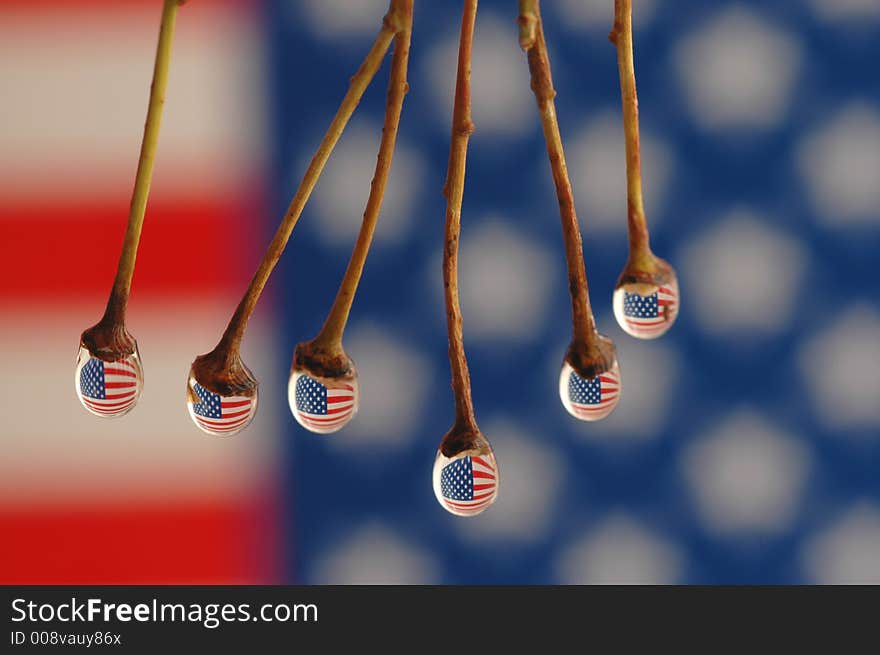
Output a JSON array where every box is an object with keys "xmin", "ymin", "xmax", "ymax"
[{"xmin": 2, "ymin": 0, "xmax": 880, "ymax": 584}]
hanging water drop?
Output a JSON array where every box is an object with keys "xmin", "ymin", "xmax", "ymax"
[
  {"xmin": 186, "ymin": 366, "xmax": 258, "ymax": 436},
  {"xmin": 613, "ymin": 275, "xmax": 679, "ymax": 339},
  {"xmin": 433, "ymin": 446, "xmax": 499, "ymax": 517},
  {"xmin": 75, "ymin": 345, "xmax": 143, "ymax": 418},
  {"xmin": 559, "ymin": 358, "xmax": 621, "ymax": 421},
  {"xmin": 288, "ymin": 368, "xmax": 359, "ymax": 434}
]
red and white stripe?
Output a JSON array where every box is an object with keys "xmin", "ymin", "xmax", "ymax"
[
  {"xmin": 190, "ymin": 393, "xmax": 257, "ymax": 436},
  {"xmin": 297, "ymin": 382, "xmax": 357, "ymax": 433},
  {"xmin": 78, "ymin": 354, "xmax": 141, "ymax": 417},
  {"xmin": 571, "ymin": 367, "xmax": 620, "ymax": 420},
  {"xmin": 443, "ymin": 455, "xmax": 498, "ymax": 516},
  {"xmin": 624, "ymin": 284, "xmax": 679, "ymax": 337},
  {"xmin": 0, "ymin": 0, "xmax": 281, "ymax": 583}
]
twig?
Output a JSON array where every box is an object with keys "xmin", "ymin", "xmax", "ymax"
[
  {"xmin": 519, "ymin": 0, "xmax": 615, "ymax": 376},
  {"xmin": 195, "ymin": 1, "xmax": 407, "ymax": 386},
  {"xmin": 519, "ymin": 0, "xmax": 595, "ymax": 342},
  {"xmin": 610, "ymin": 0, "xmax": 653, "ymax": 270},
  {"xmin": 442, "ymin": 0, "xmax": 479, "ymax": 434},
  {"xmin": 305, "ymin": 0, "xmax": 414, "ymax": 362},
  {"xmin": 81, "ymin": 0, "xmax": 182, "ymax": 359}
]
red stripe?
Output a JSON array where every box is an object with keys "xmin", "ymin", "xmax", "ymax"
[
  {"xmin": 218, "ymin": 407, "xmax": 253, "ymax": 420},
  {"xmin": 103, "ymin": 391, "xmax": 137, "ymax": 401},
  {"xmin": 300, "ymin": 412, "xmax": 348, "ymax": 423},
  {"xmin": 83, "ymin": 405, "xmax": 134, "ymax": 416},
  {"xmin": 626, "ymin": 321, "xmax": 667, "ymax": 330},
  {"xmin": 599, "ymin": 375, "xmax": 618, "ymax": 384},
  {"xmin": 324, "ymin": 405, "xmax": 354, "ymax": 415},
  {"xmin": 196, "ymin": 415, "xmax": 251, "ymax": 429},
  {"xmin": 471, "ymin": 456, "xmax": 491, "ymax": 468},
  {"xmin": 83, "ymin": 407, "xmax": 132, "ymax": 416},
  {"xmin": 327, "ymin": 396, "xmax": 354, "ymax": 405},
  {"xmin": 445, "ymin": 503, "xmax": 492, "ymax": 514},
  {"xmin": 446, "ymin": 496, "xmax": 494, "ymax": 509},
  {"xmin": 104, "ymin": 381, "xmax": 136, "ymax": 390},
  {"xmin": 626, "ymin": 315, "xmax": 667, "ymax": 323},
  {"xmin": 300, "ymin": 415, "xmax": 350, "ymax": 428},
  {"xmin": 573, "ymin": 401, "xmax": 617, "ymax": 411},
  {"xmin": 196, "ymin": 414, "xmax": 250, "ymax": 429},
  {"xmin": 103, "ymin": 367, "xmax": 138, "ymax": 378},
  {"xmin": 472, "ymin": 483, "xmax": 495, "ymax": 491},
  {"xmin": 626, "ymin": 326, "xmax": 668, "ymax": 335},
  {"xmin": 574, "ymin": 406, "xmax": 615, "ymax": 414},
  {"xmin": 0, "ymin": 196, "xmax": 261, "ymax": 299},
  {"xmin": 447, "ymin": 492, "xmax": 495, "ymax": 506},
  {"xmin": 472, "ymin": 471, "xmax": 496, "ymax": 480},
  {"xmin": 300, "ymin": 416, "xmax": 349, "ymax": 428},
  {"xmin": 445, "ymin": 499, "xmax": 493, "ymax": 510},
  {"xmin": 221, "ymin": 399, "xmax": 254, "ymax": 409},
  {"xmin": 0, "ymin": 494, "xmax": 280, "ymax": 584},
  {"xmin": 576, "ymin": 394, "xmax": 618, "ymax": 404},
  {"xmin": 83, "ymin": 397, "xmax": 135, "ymax": 410},
  {"xmin": 197, "ymin": 422, "xmax": 249, "ymax": 434}
]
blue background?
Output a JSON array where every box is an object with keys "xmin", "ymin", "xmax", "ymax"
[{"xmin": 267, "ymin": 0, "xmax": 880, "ymax": 584}]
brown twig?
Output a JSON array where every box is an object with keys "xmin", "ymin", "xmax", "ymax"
[
  {"xmin": 610, "ymin": 0, "xmax": 654, "ymax": 270},
  {"xmin": 519, "ymin": 0, "xmax": 616, "ymax": 377},
  {"xmin": 81, "ymin": 0, "xmax": 182, "ymax": 360},
  {"xmin": 192, "ymin": 1, "xmax": 407, "ymax": 391},
  {"xmin": 519, "ymin": 0, "xmax": 594, "ymax": 341},
  {"xmin": 610, "ymin": 0, "xmax": 675, "ymax": 289},
  {"xmin": 441, "ymin": 0, "xmax": 480, "ymax": 437},
  {"xmin": 300, "ymin": 0, "xmax": 414, "ymax": 372}
]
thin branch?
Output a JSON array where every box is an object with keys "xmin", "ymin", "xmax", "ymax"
[
  {"xmin": 102, "ymin": 0, "xmax": 182, "ymax": 329},
  {"xmin": 312, "ymin": 0, "xmax": 414, "ymax": 353},
  {"xmin": 442, "ymin": 0, "xmax": 479, "ymax": 432},
  {"xmin": 610, "ymin": 0, "xmax": 652, "ymax": 267},
  {"xmin": 211, "ymin": 3, "xmax": 406, "ymax": 365},
  {"xmin": 519, "ymin": 0, "xmax": 596, "ymax": 344}
]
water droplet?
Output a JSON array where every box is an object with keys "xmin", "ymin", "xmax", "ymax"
[
  {"xmin": 433, "ymin": 448, "xmax": 499, "ymax": 517},
  {"xmin": 613, "ymin": 277, "xmax": 679, "ymax": 339},
  {"xmin": 559, "ymin": 359, "xmax": 621, "ymax": 421},
  {"xmin": 288, "ymin": 368, "xmax": 359, "ymax": 434},
  {"xmin": 186, "ymin": 369, "xmax": 257, "ymax": 436},
  {"xmin": 75, "ymin": 345, "xmax": 143, "ymax": 418}
]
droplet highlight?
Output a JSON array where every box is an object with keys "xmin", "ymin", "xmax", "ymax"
[
  {"xmin": 288, "ymin": 369, "xmax": 359, "ymax": 434},
  {"xmin": 75, "ymin": 345, "xmax": 143, "ymax": 418},
  {"xmin": 613, "ymin": 278, "xmax": 679, "ymax": 339},
  {"xmin": 433, "ymin": 449, "xmax": 499, "ymax": 517},
  {"xmin": 186, "ymin": 371, "xmax": 257, "ymax": 436},
  {"xmin": 559, "ymin": 359, "xmax": 621, "ymax": 421}
]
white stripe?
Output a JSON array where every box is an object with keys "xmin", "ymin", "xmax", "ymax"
[
  {"xmin": 0, "ymin": 3, "xmax": 265, "ymax": 203},
  {"xmin": 0, "ymin": 299, "xmax": 279, "ymax": 502}
]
